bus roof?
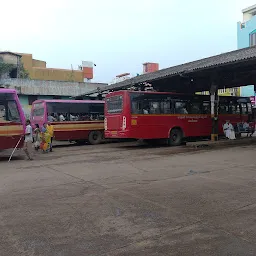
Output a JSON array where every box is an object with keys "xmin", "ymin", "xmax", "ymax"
[
  {"xmin": 106, "ymin": 90, "xmax": 250, "ymax": 99},
  {"xmin": 0, "ymin": 88, "xmax": 17, "ymax": 94},
  {"xmin": 33, "ymin": 99, "xmax": 104, "ymax": 104}
]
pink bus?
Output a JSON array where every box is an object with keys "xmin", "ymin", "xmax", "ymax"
[
  {"xmin": 30, "ymin": 99, "xmax": 105, "ymax": 144},
  {"xmin": 0, "ymin": 89, "xmax": 26, "ymax": 150}
]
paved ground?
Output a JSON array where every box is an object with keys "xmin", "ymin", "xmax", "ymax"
[{"xmin": 0, "ymin": 141, "xmax": 256, "ymax": 256}]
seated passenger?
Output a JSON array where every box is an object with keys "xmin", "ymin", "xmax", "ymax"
[
  {"xmin": 58, "ymin": 113, "xmax": 65, "ymax": 121},
  {"xmin": 70, "ymin": 113, "xmax": 77, "ymax": 121},
  {"xmin": 223, "ymin": 120, "xmax": 236, "ymax": 140},
  {"xmin": 242, "ymin": 121, "xmax": 249, "ymax": 130},
  {"xmin": 48, "ymin": 113, "xmax": 56, "ymax": 122},
  {"xmin": 143, "ymin": 109, "xmax": 149, "ymax": 114},
  {"xmin": 0, "ymin": 107, "xmax": 6, "ymax": 121}
]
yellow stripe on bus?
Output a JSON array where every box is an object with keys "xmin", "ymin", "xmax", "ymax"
[
  {"xmin": 55, "ymin": 127, "xmax": 103, "ymax": 131},
  {"xmin": 53, "ymin": 124, "xmax": 104, "ymax": 129},
  {"xmin": 0, "ymin": 125, "xmax": 23, "ymax": 131},
  {"xmin": 0, "ymin": 125, "xmax": 23, "ymax": 136}
]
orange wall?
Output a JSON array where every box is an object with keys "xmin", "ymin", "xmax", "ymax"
[
  {"xmin": 32, "ymin": 59, "xmax": 46, "ymax": 68},
  {"xmin": 19, "ymin": 53, "xmax": 84, "ymax": 82},
  {"xmin": 143, "ymin": 63, "xmax": 159, "ymax": 73},
  {"xmin": 31, "ymin": 67, "xmax": 84, "ymax": 82},
  {"xmin": 83, "ymin": 67, "xmax": 93, "ymax": 79}
]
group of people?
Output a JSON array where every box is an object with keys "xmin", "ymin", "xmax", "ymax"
[
  {"xmin": 23, "ymin": 120, "xmax": 54, "ymax": 160},
  {"xmin": 48, "ymin": 113, "xmax": 104, "ymax": 122},
  {"xmin": 223, "ymin": 120, "xmax": 254, "ymax": 140}
]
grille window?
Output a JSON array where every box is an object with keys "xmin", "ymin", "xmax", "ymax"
[{"xmin": 107, "ymin": 96, "xmax": 123, "ymax": 113}]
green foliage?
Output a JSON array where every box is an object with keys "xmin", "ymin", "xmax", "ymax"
[
  {"xmin": 0, "ymin": 57, "xmax": 30, "ymax": 79},
  {"xmin": 19, "ymin": 64, "xmax": 30, "ymax": 79},
  {"xmin": 0, "ymin": 57, "xmax": 15, "ymax": 76}
]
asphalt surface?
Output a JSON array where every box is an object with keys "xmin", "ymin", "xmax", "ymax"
[{"xmin": 0, "ymin": 141, "xmax": 256, "ymax": 255}]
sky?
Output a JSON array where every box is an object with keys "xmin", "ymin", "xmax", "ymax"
[{"xmin": 1, "ymin": 0, "xmax": 256, "ymax": 83}]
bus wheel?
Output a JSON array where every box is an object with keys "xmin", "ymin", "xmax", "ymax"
[
  {"xmin": 88, "ymin": 131, "xmax": 103, "ymax": 145},
  {"xmin": 169, "ymin": 128, "xmax": 183, "ymax": 146}
]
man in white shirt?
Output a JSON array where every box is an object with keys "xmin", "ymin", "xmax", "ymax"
[
  {"xmin": 48, "ymin": 113, "xmax": 56, "ymax": 122},
  {"xmin": 223, "ymin": 120, "xmax": 236, "ymax": 140},
  {"xmin": 59, "ymin": 114, "xmax": 65, "ymax": 121},
  {"xmin": 23, "ymin": 120, "xmax": 33, "ymax": 160}
]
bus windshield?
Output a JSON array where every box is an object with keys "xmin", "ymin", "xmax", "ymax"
[
  {"xmin": 0, "ymin": 93, "xmax": 21, "ymax": 123},
  {"xmin": 32, "ymin": 103, "xmax": 45, "ymax": 118}
]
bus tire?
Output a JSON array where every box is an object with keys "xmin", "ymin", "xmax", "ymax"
[
  {"xmin": 88, "ymin": 131, "xmax": 103, "ymax": 145},
  {"xmin": 169, "ymin": 128, "xmax": 183, "ymax": 146}
]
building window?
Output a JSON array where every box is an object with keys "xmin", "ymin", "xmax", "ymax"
[
  {"xmin": 53, "ymin": 96, "xmax": 61, "ymax": 99},
  {"xmin": 250, "ymin": 31, "xmax": 256, "ymax": 46},
  {"xmin": 28, "ymin": 95, "xmax": 38, "ymax": 105}
]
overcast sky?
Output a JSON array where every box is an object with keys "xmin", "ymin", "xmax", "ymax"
[{"xmin": 1, "ymin": 0, "xmax": 256, "ymax": 83}]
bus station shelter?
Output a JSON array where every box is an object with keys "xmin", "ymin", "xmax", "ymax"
[{"xmin": 81, "ymin": 46, "xmax": 256, "ymax": 140}]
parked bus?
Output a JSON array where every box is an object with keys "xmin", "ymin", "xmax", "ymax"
[
  {"xmin": 104, "ymin": 90, "xmax": 253, "ymax": 145},
  {"xmin": 30, "ymin": 99, "xmax": 104, "ymax": 144},
  {"xmin": 0, "ymin": 89, "xmax": 25, "ymax": 150}
]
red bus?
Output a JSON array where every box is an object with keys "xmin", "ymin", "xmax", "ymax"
[
  {"xmin": 104, "ymin": 90, "xmax": 253, "ymax": 145},
  {"xmin": 0, "ymin": 89, "xmax": 26, "ymax": 150},
  {"xmin": 31, "ymin": 99, "xmax": 104, "ymax": 145}
]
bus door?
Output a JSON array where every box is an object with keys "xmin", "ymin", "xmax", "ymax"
[
  {"xmin": 174, "ymin": 99, "xmax": 201, "ymax": 137},
  {"xmin": 106, "ymin": 95, "xmax": 124, "ymax": 135},
  {"xmin": 200, "ymin": 101, "xmax": 211, "ymax": 136},
  {"xmin": 0, "ymin": 100, "xmax": 9, "ymax": 149}
]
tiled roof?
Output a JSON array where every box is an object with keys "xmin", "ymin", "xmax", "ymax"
[{"xmin": 84, "ymin": 46, "xmax": 256, "ymax": 95}]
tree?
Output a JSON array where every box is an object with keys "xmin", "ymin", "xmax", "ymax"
[
  {"xmin": 0, "ymin": 57, "xmax": 15, "ymax": 77},
  {"xmin": 19, "ymin": 64, "xmax": 30, "ymax": 79},
  {"xmin": 0, "ymin": 56, "xmax": 30, "ymax": 79}
]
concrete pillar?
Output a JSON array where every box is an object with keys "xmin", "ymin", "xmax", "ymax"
[{"xmin": 210, "ymin": 82, "xmax": 219, "ymax": 141}]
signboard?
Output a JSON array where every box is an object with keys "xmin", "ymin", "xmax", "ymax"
[{"xmin": 250, "ymin": 96, "xmax": 256, "ymax": 106}]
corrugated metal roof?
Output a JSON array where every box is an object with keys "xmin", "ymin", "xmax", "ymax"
[
  {"xmin": 0, "ymin": 51, "xmax": 22, "ymax": 57},
  {"xmin": 85, "ymin": 46, "xmax": 256, "ymax": 95}
]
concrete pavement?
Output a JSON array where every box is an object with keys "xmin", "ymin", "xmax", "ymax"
[{"xmin": 0, "ymin": 142, "xmax": 256, "ymax": 255}]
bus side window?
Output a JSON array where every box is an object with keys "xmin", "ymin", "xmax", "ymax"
[
  {"xmin": 89, "ymin": 103, "xmax": 104, "ymax": 120},
  {"xmin": 247, "ymin": 103, "xmax": 252, "ymax": 114},
  {"xmin": 131, "ymin": 101, "xmax": 142, "ymax": 114},
  {"xmin": 0, "ymin": 103, "xmax": 7, "ymax": 121},
  {"xmin": 241, "ymin": 103, "xmax": 247, "ymax": 115},
  {"xmin": 219, "ymin": 103, "xmax": 229, "ymax": 114},
  {"xmin": 149, "ymin": 101, "xmax": 161, "ymax": 114},
  {"xmin": 202, "ymin": 102, "xmax": 210, "ymax": 114},
  {"xmin": 189, "ymin": 101, "xmax": 201, "ymax": 114},
  {"xmin": 230, "ymin": 103, "xmax": 240, "ymax": 114},
  {"xmin": 161, "ymin": 101, "xmax": 172, "ymax": 114},
  {"xmin": 175, "ymin": 101, "xmax": 188, "ymax": 114},
  {"xmin": 69, "ymin": 103, "xmax": 89, "ymax": 121}
]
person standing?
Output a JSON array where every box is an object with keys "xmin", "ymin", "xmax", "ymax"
[
  {"xmin": 34, "ymin": 124, "xmax": 41, "ymax": 151},
  {"xmin": 46, "ymin": 122, "xmax": 54, "ymax": 152},
  {"xmin": 41, "ymin": 123, "xmax": 51, "ymax": 153},
  {"xmin": 24, "ymin": 120, "xmax": 34, "ymax": 160}
]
